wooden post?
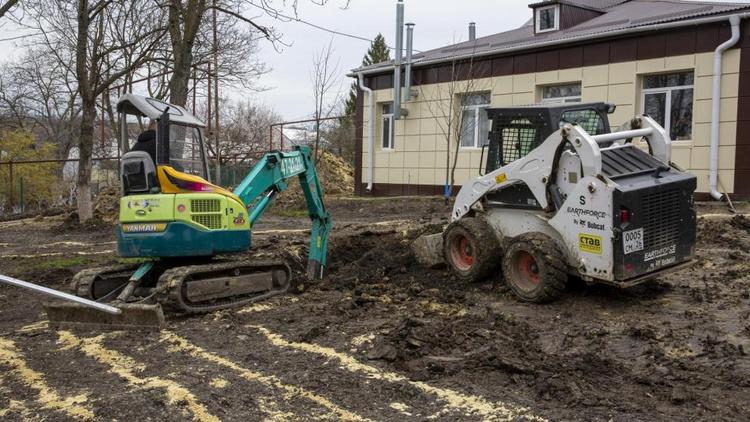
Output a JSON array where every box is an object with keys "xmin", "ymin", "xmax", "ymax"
[{"xmin": 8, "ymin": 160, "xmax": 13, "ymax": 211}]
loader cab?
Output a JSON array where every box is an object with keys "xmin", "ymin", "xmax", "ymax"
[
  {"xmin": 116, "ymin": 94, "xmax": 210, "ymax": 196},
  {"xmin": 483, "ymin": 102, "xmax": 614, "ymax": 174}
]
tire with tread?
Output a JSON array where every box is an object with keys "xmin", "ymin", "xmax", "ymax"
[
  {"xmin": 442, "ymin": 217, "xmax": 501, "ymax": 282},
  {"xmin": 502, "ymin": 233, "xmax": 567, "ymax": 303}
]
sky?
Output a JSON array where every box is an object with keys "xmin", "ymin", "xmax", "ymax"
[{"xmin": 0, "ymin": 0, "xmax": 747, "ymax": 122}]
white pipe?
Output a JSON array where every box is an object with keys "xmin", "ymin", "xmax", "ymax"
[
  {"xmin": 358, "ymin": 73, "xmax": 375, "ymax": 192},
  {"xmin": 709, "ymin": 15, "xmax": 741, "ymax": 201},
  {"xmin": 592, "ymin": 128, "xmax": 653, "ymax": 144},
  {"xmin": 405, "ymin": 23, "xmax": 415, "ymax": 102},
  {"xmin": 351, "ymin": 12, "xmax": 750, "ymax": 76},
  {"xmin": 393, "ymin": 0, "xmax": 404, "ymax": 120},
  {"xmin": 0, "ymin": 274, "xmax": 122, "ymax": 315}
]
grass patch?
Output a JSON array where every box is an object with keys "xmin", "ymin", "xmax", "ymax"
[
  {"xmin": 34, "ymin": 256, "xmax": 93, "ymax": 270},
  {"xmin": 275, "ymin": 209, "xmax": 308, "ymax": 218}
]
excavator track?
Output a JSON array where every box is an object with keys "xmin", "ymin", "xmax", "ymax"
[
  {"xmin": 155, "ymin": 260, "xmax": 291, "ymax": 313},
  {"xmin": 72, "ymin": 264, "xmax": 142, "ymax": 301}
]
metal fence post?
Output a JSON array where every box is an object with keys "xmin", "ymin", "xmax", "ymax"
[
  {"xmin": 8, "ymin": 160, "xmax": 13, "ymax": 211},
  {"xmin": 19, "ymin": 176, "xmax": 24, "ymax": 213}
]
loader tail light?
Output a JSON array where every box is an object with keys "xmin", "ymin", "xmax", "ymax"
[{"xmin": 619, "ymin": 207, "xmax": 630, "ymax": 225}]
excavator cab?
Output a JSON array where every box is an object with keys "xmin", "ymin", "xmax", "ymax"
[{"xmin": 117, "ymin": 94, "xmax": 211, "ymax": 196}]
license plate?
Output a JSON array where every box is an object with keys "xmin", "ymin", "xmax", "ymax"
[{"xmin": 623, "ymin": 228, "xmax": 644, "ymax": 254}]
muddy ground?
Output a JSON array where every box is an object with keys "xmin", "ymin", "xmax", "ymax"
[{"xmin": 0, "ymin": 197, "xmax": 748, "ymax": 421}]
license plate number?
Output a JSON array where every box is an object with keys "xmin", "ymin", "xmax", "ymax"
[{"xmin": 623, "ymin": 228, "xmax": 644, "ymax": 254}]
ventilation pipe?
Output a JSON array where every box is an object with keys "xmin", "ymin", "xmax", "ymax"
[
  {"xmin": 357, "ymin": 73, "xmax": 375, "ymax": 192},
  {"xmin": 709, "ymin": 15, "xmax": 741, "ymax": 201},
  {"xmin": 469, "ymin": 22, "xmax": 476, "ymax": 41},
  {"xmin": 393, "ymin": 0, "xmax": 404, "ymax": 120},
  {"xmin": 405, "ymin": 23, "xmax": 414, "ymax": 102}
]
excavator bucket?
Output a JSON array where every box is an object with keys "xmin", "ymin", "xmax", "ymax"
[
  {"xmin": 0, "ymin": 274, "xmax": 165, "ymax": 331},
  {"xmin": 43, "ymin": 302, "xmax": 165, "ymax": 330}
]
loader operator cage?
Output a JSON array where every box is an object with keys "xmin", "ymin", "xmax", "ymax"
[
  {"xmin": 483, "ymin": 102, "xmax": 614, "ymax": 173},
  {"xmin": 116, "ymin": 94, "xmax": 210, "ymax": 181}
]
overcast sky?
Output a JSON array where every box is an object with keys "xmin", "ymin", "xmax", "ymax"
[{"xmin": 0, "ymin": 0, "xmax": 747, "ymax": 121}]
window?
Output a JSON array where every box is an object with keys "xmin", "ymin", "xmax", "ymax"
[
  {"xmin": 541, "ymin": 83, "xmax": 582, "ymax": 104},
  {"xmin": 560, "ymin": 109, "xmax": 606, "ymax": 135},
  {"xmin": 535, "ymin": 5, "xmax": 559, "ymax": 33},
  {"xmin": 642, "ymin": 71, "xmax": 694, "ymax": 141},
  {"xmin": 381, "ymin": 103, "xmax": 394, "ymax": 149},
  {"xmin": 460, "ymin": 92, "xmax": 491, "ymax": 148}
]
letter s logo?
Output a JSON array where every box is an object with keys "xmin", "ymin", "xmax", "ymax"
[{"xmin": 579, "ymin": 195, "xmax": 586, "ymax": 206}]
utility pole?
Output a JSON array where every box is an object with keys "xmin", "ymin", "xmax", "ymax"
[{"xmin": 212, "ymin": 0, "xmax": 221, "ymax": 184}]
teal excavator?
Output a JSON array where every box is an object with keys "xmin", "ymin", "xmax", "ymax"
[{"xmin": 1, "ymin": 95, "xmax": 332, "ymax": 329}]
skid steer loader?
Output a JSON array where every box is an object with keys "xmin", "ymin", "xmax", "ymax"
[
  {"xmin": 2, "ymin": 94, "xmax": 331, "ymax": 329},
  {"xmin": 440, "ymin": 102, "xmax": 696, "ymax": 302}
]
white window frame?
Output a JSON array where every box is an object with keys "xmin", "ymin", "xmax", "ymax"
[
  {"xmin": 535, "ymin": 4, "xmax": 560, "ymax": 34},
  {"xmin": 540, "ymin": 83, "xmax": 582, "ymax": 104},
  {"xmin": 641, "ymin": 73, "xmax": 694, "ymax": 143},
  {"xmin": 460, "ymin": 93, "xmax": 491, "ymax": 149},
  {"xmin": 381, "ymin": 103, "xmax": 394, "ymax": 150}
]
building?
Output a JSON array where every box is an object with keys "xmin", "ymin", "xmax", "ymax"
[{"xmin": 350, "ymin": 0, "xmax": 750, "ymax": 199}]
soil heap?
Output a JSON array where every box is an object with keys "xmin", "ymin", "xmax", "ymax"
[{"xmin": 274, "ymin": 150, "xmax": 354, "ymax": 209}]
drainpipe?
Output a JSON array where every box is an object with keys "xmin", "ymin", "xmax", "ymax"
[
  {"xmin": 357, "ymin": 73, "xmax": 375, "ymax": 192},
  {"xmin": 710, "ymin": 15, "xmax": 741, "ymax": 201},
  {"xmin": 393, "ymin": 0, "xmax": 404, "ymax": 120},
  {"xmin": 405, "ymin": 23, "xmax": 414, "ymax": 102}
]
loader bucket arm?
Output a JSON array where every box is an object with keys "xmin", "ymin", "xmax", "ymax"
[{"xmin": 233, "ymin": 146, "xmax": 332, "ymax": 279}]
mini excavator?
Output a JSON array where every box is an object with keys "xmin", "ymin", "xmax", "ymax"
[{"xmin": 20, "ymin": 94, "xmax": 332, "ymax": 329}]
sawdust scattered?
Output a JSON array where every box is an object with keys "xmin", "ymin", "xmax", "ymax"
[
  {"xmin": 209, "ymin": 378, "xmax": 228, "ymax": 389},
  {"xmin": 160, "ymin": 331, "xmax": 369, "ymax": 422},
  {"xmin": 417, "ymin": 301, "xmax": 468, "ymax": 317},
  {"xmin": 389, "ymin": 402, "xmax": 412, "ymax": 416},
  {"xmin": 0, "ymin": 374, "xmax": 31, "ymax": 419},
  {"xmin": 248, "ymin": 325, "xmax": 544, "ymax": 422},
  {"xmin": 16, "ymin": 321, "xmax": 48, "ymax": 333},
  {"xmin": 257, "ymin": 398, "xmax": 299, "ymax": 422},
  {"xmin": 0, "ymin": 337, "xmax": 94, "ymax": 420},
  {"xmin": 236, "ymin": 303, "xmax": 274, "ymax": 314},
  {"xmin": 57, "ymin": 331, "xmax": 218, "ymax": 422},
  {"xmin": 350, "ymin": 333, "xmax": 375, "ymax": 352}
]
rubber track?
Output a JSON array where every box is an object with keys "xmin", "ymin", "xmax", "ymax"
[{"xmin": 156, "ymin": 260, "xmax": 292, "ymax": 314}]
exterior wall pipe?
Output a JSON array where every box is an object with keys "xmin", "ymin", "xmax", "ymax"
[
  {"xmin": 351, "ymin": 12, "xmax": 750, "ymax": 76},
  {"xmin": 393, "ymin": 0, "xmax": 404, "ymax": 120},
  {"xmin": 469, "ymin": 22, "xmax": 476, "ymax": 41},
  {"xmin": 709, "ymin": 14, "xmax": 742, "ymax": 201},
  {"xmin": 405, "ymin": 23, "xmax": 415, "ymax": 102},
  {"xmin": 357, "ymin": 73, "xmax": 375, "ymax": 192}
]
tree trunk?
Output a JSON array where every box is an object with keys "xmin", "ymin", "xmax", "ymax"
[
  {"xmin": 77, "ymin": 101, "xmax": 96, "ymax": 222},
  {"xmin": 169, "ymin": 49, "xmax": 192, "ymax": 106}
]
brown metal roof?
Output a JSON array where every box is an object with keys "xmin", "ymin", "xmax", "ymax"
[{"xmin": 353, "ymin": 0, "xmax": 750, "ymax": 74}]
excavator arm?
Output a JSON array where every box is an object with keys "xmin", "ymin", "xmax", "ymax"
[{"xmin": 233, "ymin": 145, "xmax": 332, "ymax": 279}]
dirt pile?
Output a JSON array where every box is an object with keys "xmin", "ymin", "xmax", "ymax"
[
  {"xmin": 274, "ymin": 151, "xmax": 354, "ymax": 209},
  {"xmin": 93, "ymin": 186, "xmax": 121, "ymax": 222}
]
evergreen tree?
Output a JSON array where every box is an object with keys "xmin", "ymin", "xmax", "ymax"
[{"xmin": 343, "ymin": 34, "xmax": 391, "ymax": 119}]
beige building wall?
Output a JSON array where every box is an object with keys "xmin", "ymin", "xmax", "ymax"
[{"xmin": 361, "ymin": 50, "xmax": 742, "ymax": 193}]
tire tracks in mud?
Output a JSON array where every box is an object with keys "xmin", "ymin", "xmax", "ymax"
[{"xmin": 0, "ymin": 336, "xmax": 94, "ymax": 420}]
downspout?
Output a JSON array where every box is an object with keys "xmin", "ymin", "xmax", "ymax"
[
  {"xmin": 393, "ymin": 0, "xmax": 404, "ymax": 120},
  {"xmin": 710, "ymin": 15, "xmax": 741, "ymax": 201},
  {"xmin": 358, "ymin": 73, "xmax": 375, "ymax": 192}
]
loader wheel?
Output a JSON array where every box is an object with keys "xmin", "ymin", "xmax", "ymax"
[
  {"xmin": 502, "ymin": 234, "xmax": 567, "ymax": 303},
  {"xmin": 443, "ymin": 217, "xmax": 501, "ymax": 282}
]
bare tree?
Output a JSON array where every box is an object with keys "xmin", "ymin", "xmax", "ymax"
[
  {"xmin": 310, "ymin": 38, "xmax": 342, "ymax": 160},
  {"xmin": 419, "ymin": 49, "xmax": 488, "ymax": 198},
  {"xmin": 0, "ymin": 0, "xmax": 19, "ymax": 19},
  {"xmin": 219, "ymin": 99, "xmax": 281, "ymax": 161}
]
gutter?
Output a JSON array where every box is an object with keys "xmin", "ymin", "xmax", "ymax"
[
  {"xmin": 709, "ymin": 14, "xmax": 742, "ymax": 201},
  {"xmin": 357, "ymin": 73, "xmax": 375, "ymax": 192},
  {"xmin": 349, "ymin": 11, "xmax": 750, "ymax": 76}
]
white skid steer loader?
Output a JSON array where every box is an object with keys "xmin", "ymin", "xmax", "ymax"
[{"xmin": 437, "ymin": 102, "xmax": 697, "ymax": 302}]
